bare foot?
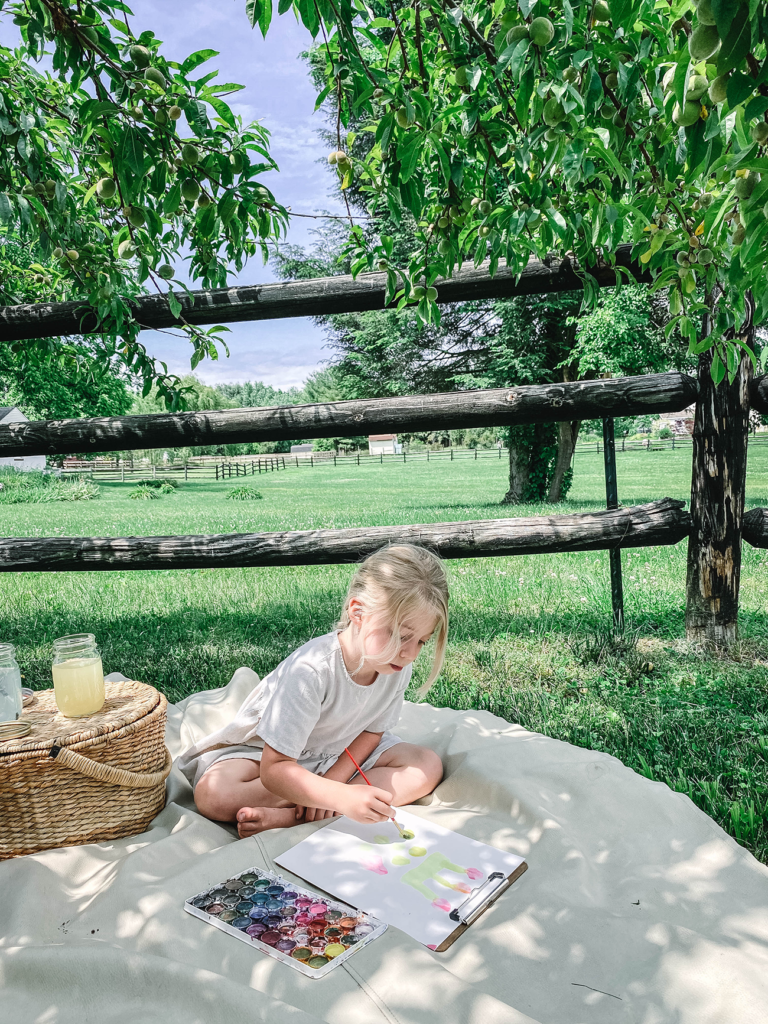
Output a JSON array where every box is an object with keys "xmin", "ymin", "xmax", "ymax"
[{"xmin": 236, "ymin": 805, "xmax": 300, "ymax": 838}]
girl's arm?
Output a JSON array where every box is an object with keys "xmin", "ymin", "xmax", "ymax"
[
  {"xmin": 322, "ymin": 731, "xmax": 383, "ymax": 785},
  {"xmin": 260, "ymin": 742, "xmax": 395, "ymax": 824}
]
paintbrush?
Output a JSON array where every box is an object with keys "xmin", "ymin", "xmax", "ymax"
[{"xmin": 345, "ymin": 746, "xmax": 406, "ymax": 838}]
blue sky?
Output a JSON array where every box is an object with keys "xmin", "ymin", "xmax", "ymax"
[{"xmin": 3, "ymin": 2, "xmax": 343, "ymax": 388}]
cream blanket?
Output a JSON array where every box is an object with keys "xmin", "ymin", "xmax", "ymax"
[{"xmin": 1, "ymin": 668, "xmax": 766, "ymax": 1024}]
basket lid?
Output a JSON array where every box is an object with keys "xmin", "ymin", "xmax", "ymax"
[{"xmin": 0, "ymin": 680, "xmax": 162, "ymax": 756}]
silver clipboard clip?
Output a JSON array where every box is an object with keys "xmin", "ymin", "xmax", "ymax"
[{"xmin": 449, "ymin": 871, "xmax": 509, "ymax": 926}]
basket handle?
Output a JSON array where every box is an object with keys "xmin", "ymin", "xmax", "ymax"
[{"xmin": 49, "ymin": 744, "xmax": 173, "ymax": 788}]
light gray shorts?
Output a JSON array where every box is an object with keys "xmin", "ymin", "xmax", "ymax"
[{"xmin": 192, "ymin": 730, "xmax": 403, "ymax": 792}]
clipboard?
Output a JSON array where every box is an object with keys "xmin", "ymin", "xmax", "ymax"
[{"xmin": 434, "ymin": 862, "xmax": 528, "ymax": 951}]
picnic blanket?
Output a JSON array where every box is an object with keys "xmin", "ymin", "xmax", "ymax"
[{"xmin": 1, "ymin": 667, "xmax": 767, "ymax": 1024}]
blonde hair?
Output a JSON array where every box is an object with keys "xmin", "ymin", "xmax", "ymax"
[{"xmin": 337, "ymin": 544, "xmax": 449, "ymax": 696}]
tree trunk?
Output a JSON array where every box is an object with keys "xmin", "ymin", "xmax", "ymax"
[
  {"xmin": 503, "ymin": 432, "xmax": 530, "ymax": 503},
  {"xmin": 548, "ymin": 420, "xmax": 580, "ymax": 503},
  {"xmin": 685, "ymin": 306, "xmax": 754, "ymax": 645}
]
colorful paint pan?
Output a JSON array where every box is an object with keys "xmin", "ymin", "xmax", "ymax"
[{"xmin": 185, "ymin": 865, "xmax": 386, "ymax": 980}]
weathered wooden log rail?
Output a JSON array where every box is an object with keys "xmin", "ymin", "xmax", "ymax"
[
  {"xmin": 0, "ymin": 372, "xmax": 698, "ymax": 459},
  {"xmin": 0, "ymin": 499, "xmax": 690, "ymax": 572},
  {"xmin": 743, "ymin": 508, "xmax": 768, "ymax": 548},
  {"xmin": 0, "ymin": 246, "xmax": 648, "ymax": 343}
]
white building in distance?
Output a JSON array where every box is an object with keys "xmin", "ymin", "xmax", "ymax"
[
  {"xmin": 368, "ymin": 434, "xmax": 402, "ymax": 455},
  {"xmin": 0, "ymin": 407, "xmax": 46, "ymax": 472}
]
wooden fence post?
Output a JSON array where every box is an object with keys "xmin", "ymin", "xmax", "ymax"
[{"xmin": 686, "ymin": 306, "xmax": 754, "ymax": 645}]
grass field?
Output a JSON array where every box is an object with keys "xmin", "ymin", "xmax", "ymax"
[{"xmin": 4, "ymin": 447, "xmax": 768, "ymax": 862}]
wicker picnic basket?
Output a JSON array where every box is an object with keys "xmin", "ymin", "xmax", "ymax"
[{"xmin": 0, "ymin": 679, "xmax": 172, "ymax": 859}]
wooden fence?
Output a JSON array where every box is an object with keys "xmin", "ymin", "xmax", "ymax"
[{"xmin": 1, "ymin": 254, "xmax": 765, "ymax": 644}]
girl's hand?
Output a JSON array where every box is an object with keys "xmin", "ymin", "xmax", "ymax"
[{"xmin": 338, "ymin": 786, "xmax": 395, "ymax": 824}]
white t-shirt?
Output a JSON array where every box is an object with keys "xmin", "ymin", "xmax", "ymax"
[{"xmin": 177, "ymin": 632, "xmax": 410, "ymax": 788}]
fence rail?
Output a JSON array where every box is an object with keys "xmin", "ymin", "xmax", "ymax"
[
  {"xmin": 0, "ymin": 499, "xmax": 691, "ymax": 572},
  {"xmin": 0, "ymin": 373, "xmax": 698, "ymax": 459}
]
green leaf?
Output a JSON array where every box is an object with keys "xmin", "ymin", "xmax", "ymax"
[
  {"xmin": 711, "ymin": 348, "xmax": 726, "ymax": 384},
  {"xmin": 180, "ymin": 49, "xmax": 219, "ymax": 75},
  {"xmin": 167, "ymin": 290, "xmax": 182, "ymax": 320},
  {"xmin": 246, "ymin": 0, "xmax": 270, "ymax": 35},
  {"xmin": 0, "ymin": 192, "xmax": 11, "ymax": 225},
  {"xmin": 711, "ymin": 0, "xmax": 741, "ymax": 39},
  {"xmin": 727, "ymin": 71, "xmax": 755, "ymax": 107},
  {"xmin": 673, "ymin": 50, "xmax": 690, "ymax": 109},
  {"xmin": 717, "ymin": 8, "xmax": 752, "ymax": 74},
  {"xmin": 163, "ymin": 182, "xmax": 181, "ymax": 215},
  {"xmin": 218, "ymin": 190, "xmax": 239, "ymax": 224},
  {"xmin": 744, "ymin": 96, "xmax": 768, "ymax": 121},
  {"xmin": 120, "ymin": 127, "xmax": 144, "ymax": 177},
  {"xmin": 82, "ymin": 180, "xmax": 99, "ymax": 206},
  {"xmin": 516, "ymin": 69, "xmax": 535, "ymax": 129}
]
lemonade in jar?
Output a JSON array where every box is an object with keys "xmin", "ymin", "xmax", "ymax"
[{"xmin": 52, "ymin": 634, "xmax": 105, "ymax": 717}]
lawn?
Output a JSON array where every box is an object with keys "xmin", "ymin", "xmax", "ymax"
[{"xmin": 3, "ymin": 448, "xmax": 768, "ymax": 862}]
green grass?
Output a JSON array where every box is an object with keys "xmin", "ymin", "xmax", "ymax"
[{"xmin": 3, "ymin": 449, "xmax": 768, "ymax": 862}]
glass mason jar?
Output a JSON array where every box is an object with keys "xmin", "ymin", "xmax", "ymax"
[
  {"xmin": 52, "ymin": 634, "xmax": 105, "ymax": 718},
  {"xmin": 0, "ymin": 643, "xmax": 23, "ymax": 723}
]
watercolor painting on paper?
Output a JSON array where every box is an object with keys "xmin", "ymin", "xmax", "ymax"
[{"xmin": 275, "ymin": 809, "xmax": 525, "ymax": 949}]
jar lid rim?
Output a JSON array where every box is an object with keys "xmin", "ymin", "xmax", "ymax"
[{"xmin": 53, "ymin": 633, "xmax": 96, "ymax": 647}]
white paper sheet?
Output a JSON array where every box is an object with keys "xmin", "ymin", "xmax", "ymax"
[{"xmin": 275, "ymin": 809, "xmax": 525, "ymax": 948}]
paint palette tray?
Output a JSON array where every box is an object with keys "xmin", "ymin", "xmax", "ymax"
[{"xmin": 184, "ymin": 866, "xmax": 387, "ymax": 979}]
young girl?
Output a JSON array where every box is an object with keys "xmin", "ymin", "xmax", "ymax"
[{"xmin": 179, "ymin": 544, "xmax": 447, "ymax": 838}]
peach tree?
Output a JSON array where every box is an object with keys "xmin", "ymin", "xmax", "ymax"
[{"xmin": 248, "ymin": 0, "xmax": 768, "ymax": 639}]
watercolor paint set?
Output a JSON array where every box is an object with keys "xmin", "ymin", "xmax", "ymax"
[{"xmin": 184, "ymin": 866, "xmax": 387, "ymax": 978}]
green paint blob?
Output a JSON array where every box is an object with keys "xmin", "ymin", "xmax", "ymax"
[
  {"xmin": 400, "ymin": 830, "xmax": 415, "ymax": 840},
  {"xmin": 391, "ymin": 855, "xmax": 410, "ymax": 866},
  {"xmin": 409, "ymin": 846, "xmax": 428, "ymax": 857},
  {"xmin": 373, "ymin": 835, "xmax": 390, "ymax": 844}
]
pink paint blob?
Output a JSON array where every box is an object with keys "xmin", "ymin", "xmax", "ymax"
[
  {"xmin": 431, "ymin": 898, "xmax": 451, "ymax": 912},
  {"xmin": 361, "ymin": 855, "xmax": 388, "ymax": 875},
  {"xmin": 427, "ymin": 944, "xmax": 438, "ymax": 950},
  {"xmin": 466, "ymin": 867, "xmax": 483, "ymax": 880}
]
